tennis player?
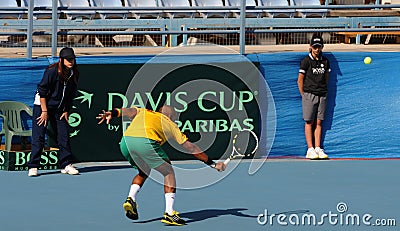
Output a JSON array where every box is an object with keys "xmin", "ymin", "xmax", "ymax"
[
  {"xmin": 297, "ymin": 35, "xmax": 330, "ymax": 159},
  {"xmin": 96, "ymin": 106, "xmax": 225, "ymax": 226}
]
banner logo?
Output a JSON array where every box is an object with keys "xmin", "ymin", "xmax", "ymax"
[
  {"xmin": 70, "ymin": 90, "xmax": 93, "ymax": 138},
  {"xmin": 75, "ymin": 90, "xmax": 93, "ymax": 109},
  {"xmin": 0, "ymin": 150, "xmax": 59, "ymax": 171}
]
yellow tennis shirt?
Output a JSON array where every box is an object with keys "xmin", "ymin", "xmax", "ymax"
[{"xmin": 123, "ymin": 107, "xmax": 188, "ymax": 145}]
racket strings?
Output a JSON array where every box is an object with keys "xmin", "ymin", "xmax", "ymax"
[{"xmin": 232, "ymin": 130, "xmax": 258, "ymax": 157}]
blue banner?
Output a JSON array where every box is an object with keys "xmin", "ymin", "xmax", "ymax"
[{"xmin": 1, "ymin": 52, "xmax": 399, "ymax": 158}]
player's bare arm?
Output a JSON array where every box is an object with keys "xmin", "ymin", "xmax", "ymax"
[
  {"xmin": 96, "ymin": 107, "xmax": 138, "ymax": 124},
  {"xmin": 121, "ymin": 107, "xmax": 138, "ymax": 120},
  {"xmin": 181, "ymin": 141, "xmax": 226, "ymax": 172}
]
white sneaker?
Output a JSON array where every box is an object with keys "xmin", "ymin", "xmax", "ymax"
[
  {"xmin": 305, "ymin": 148, "xmax": 319, "ymax": 160},
  {"xmin": 315, "ymin": 147, "xmax": 329, "ymax": 159},
  {"xmin": 28, "ymin": 168, "xmax": 38, "ymax": 177},
  {"xmin": 61, "ymin": 164, "xmax": 79, "ymax": 175}
]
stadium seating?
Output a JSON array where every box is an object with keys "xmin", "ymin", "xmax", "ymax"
[
  {"xmin": 90, "ymin": 0, "xmax": 128, "ymax": 19},
  {"xmin": 259, "ymin": 0, "xmax": 295, "ymax": 18},
  {"xmin": 21, "ymin": 0, "xmax": 60, "ymax": 19},
  {"xmin": 292, "ymin": 0, "xmax": 328, "ymax": 18},
  {"xmin": 59, "ymin": 0, "xmax": 96, "ymax": 20},
  {"xmin": 227, "ymin": 0, "xmax": 262, "ymax": 18},
  {"xmin": 192, "ymin": 0, "xmax": 229, "ymax": 18},
  {"xmin": 0, "ymin": 0, "xmax": 23, "ymax": 19},
  {"xmin": 161, "ymin": 0, "xmax": 195, "ymax": 18},
  {"xmin": 125, "ymin": 0, "xmax": 163, "ymax": 19}
]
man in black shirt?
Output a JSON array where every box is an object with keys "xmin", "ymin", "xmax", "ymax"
[{"xmin": 297, "ymin": 35, "xmax": 330, "ymax": 159}]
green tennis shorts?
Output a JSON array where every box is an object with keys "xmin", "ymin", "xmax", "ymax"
[{"xmin": 119, "ymin": 136, "xmax": 170, "ymax": 169}]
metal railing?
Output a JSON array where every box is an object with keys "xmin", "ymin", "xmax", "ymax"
[{"xmin": 0, "ymin": 0, "xmax": 399, "ymax": 58}]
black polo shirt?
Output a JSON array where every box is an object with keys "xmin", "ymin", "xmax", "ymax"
[{"xmin": 299, "ymin": 53, "xmax": 331, "ymax": 96}]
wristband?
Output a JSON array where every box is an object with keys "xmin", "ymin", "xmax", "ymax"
[
  {"xmin": 111, "ymin": 108, "xmax": 121, "ymax": 117},
  {"xmin": 205, "ymin": 158, "xmax": 216, "ymax": 168}
]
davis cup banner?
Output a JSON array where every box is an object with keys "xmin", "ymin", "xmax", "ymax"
[{"xmin": 68, "ymin": 47, "xmax": 276, "ymax": 167}]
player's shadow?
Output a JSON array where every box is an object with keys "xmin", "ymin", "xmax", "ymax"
[
  {"xmin": 134, "ymin": 208, "xmax": 256, "ymax": 224},
  {"xmin": 38, "ymin": 164, "xmax": 132, "ymax": 176},
  {"xmin": 134, "ymin": 208, "xmax": 310, "ymax": 224},
  {"xmin": 76, "ymin": 164, "xmax": 132, "ymax": 173},
  {"xmin": 182, "ymin": 208, "xmax": 257, "ymax": 223}
]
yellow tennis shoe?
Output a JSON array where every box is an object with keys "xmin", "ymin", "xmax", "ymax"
[
  {"xmin": 123, "ymin": 197, "xmax": 138, "ymax": 220},
  {"xmin": 161, "ymin": 211, "xmax": 186, "ymax": 226}
]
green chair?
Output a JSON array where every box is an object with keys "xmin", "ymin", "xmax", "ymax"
[{"xmin": 0, "ymin": 101, "xmax": 33, "ymax": 151}]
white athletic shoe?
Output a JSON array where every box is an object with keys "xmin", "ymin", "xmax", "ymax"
[
  {"xmin": 315, "ymin": 147, "xmax": 329, "ymax": 159},
  {"xmin": 305, "ymin": 148, "xmax": 319, "ymax": 160},
  {"xmin": 61, "ymin": 164, "xmax": 79, "ymax": 175},
  {"xmin": 28, "ymin": 168, "xmax": 38, "ymax": 177}
]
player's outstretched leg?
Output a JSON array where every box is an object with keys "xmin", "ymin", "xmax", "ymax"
[
  {"xmin": 161, "ymin": 211, "xmax": 186, "ymax": 226},
  {"xmin": 123, "ymin": 197, "xmax": 138, "ymax": 220}
]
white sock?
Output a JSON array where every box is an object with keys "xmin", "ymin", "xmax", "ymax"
[
  {"xmin": 315, "ymin": 147, "xmax": 321, "ymax": 152},
  {"xmin": 128, "ymin": 184, "xmax": 141, "ymax": 201},
  {"xmin": 165, "ymin": 193, "xmax": 175, "ymax": 215}
]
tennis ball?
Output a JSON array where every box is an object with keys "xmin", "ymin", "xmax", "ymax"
[{"xmin": 364, "ymin": 57, "xmax": 372, "ymax": 65}]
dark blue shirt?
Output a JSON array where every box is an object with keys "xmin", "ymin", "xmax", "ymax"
[{"xmin": 36, "ymin": 65, "xmax": 78, "ymax": 112}]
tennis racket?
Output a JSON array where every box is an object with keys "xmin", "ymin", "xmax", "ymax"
[{"xmin": 224, "ymin": 129, "xmax": 259, "ymax": 165}]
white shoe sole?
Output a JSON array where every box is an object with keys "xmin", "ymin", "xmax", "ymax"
[
  {"xmin": 306, "ymin": 156, "xmax": 319, "ymax": 160},
  {"xmin": 61, "ymin": 170, "xmax": 79, "ymax": 175},
  {"xmin": 306, "ymin": 154, "xmax": 319, "ymax": 160}
]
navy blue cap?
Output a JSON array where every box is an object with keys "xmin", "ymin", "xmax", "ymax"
[{"xmin": 59, "ymin": 47, "xmax": 76, "ymax": 59}]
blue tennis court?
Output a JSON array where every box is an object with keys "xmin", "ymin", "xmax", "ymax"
[{"xmin": 1, "ymin": 159, "xmax": 398, "ymax": 231}]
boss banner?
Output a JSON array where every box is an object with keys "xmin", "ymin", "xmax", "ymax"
[{"xmin": 0, "ymin": 149, "xmax": 59, "ymax": 171}]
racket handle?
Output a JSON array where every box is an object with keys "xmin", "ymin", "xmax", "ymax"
[{"xmin": 224, "ymin": 158, "xmax": 231, "ymax": 165}]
